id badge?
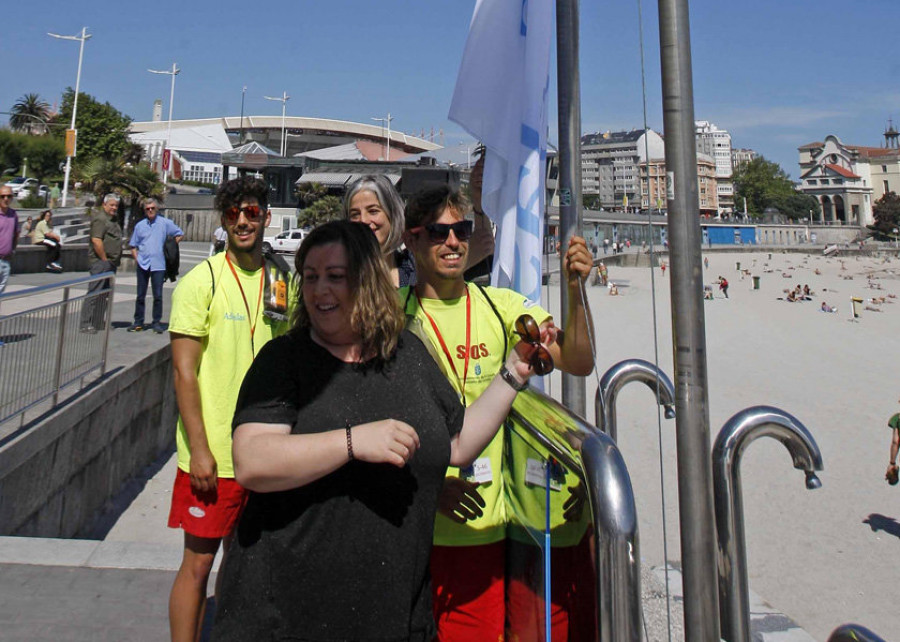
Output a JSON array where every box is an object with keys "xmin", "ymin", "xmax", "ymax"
[
  {"xmin": 525, "ymin": 458, "xmax": 563, "ymax": 491},
  {"xmin": 460, "ymin": 457, "xmax": 493, "ymax": 484}
]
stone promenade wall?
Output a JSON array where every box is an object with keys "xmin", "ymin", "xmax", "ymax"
[{"xmin": 0, "ymin": 345, "xmax": 176, "ymax": 537}]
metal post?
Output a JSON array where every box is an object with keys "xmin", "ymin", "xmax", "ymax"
[
  {"xmin": 657, "ymin": 0, "xmax": 721, "ymax": 638},
  {"xmin": 48, "ymin": 27, "xmax": 91, "ymax": 207},
  {"xmin": 52, "ymin": 287, "xmax": 71, "ymax": 405},
  {"xmin": 264, "ymin": 92, "xmax": 290, "ymax": 157},
  {"xmin": 556, "ymin": 0, "xmax": 586, "ymax": 416},
  {"xmin": 240, "ymin": 85, "xmax": 246, "ymax": 144},
  {"xmin": 148, "ymin": 63, "xmax": 181, "ymax": 185}
]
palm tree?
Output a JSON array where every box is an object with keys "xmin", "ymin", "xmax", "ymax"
[
  {"xmin": 10, "ymin": 94, "xmax": 51, "ymax": 134},
  {"xmin": 295, "ymin": 181, "xmax": 327, "ymax": 208}
]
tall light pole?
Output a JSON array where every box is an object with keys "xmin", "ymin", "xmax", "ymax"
[
  {"xmin": 148, "ymin": 62, "xmax": 180, "ymax": 185},
  {"xmin": 264, "ymin": 91, "xmax": 290, "ymax": 157},
  {"xmin": 372, "ymin": 112, "xmax": 394, "ymax": 161},
  {"xmin": 239, "ymin": 85, "xmax": 247, "ymax": 144},
  {"xmin": 48, "ymin": 27, "xmax": 91, "ymax": 207}
]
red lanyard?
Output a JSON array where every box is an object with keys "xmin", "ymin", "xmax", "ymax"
[
  {"xmin": 415, "ymin": 285, "xmax": 471, "ymax": 404},
  {"xmin": 225, "ymin": 254, "xmax": 264, "ymax": 353}
]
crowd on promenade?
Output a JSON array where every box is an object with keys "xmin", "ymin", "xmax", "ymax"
[{"xmin": 153, "ymin": 167, "xmax": 599, "ymax": 642}]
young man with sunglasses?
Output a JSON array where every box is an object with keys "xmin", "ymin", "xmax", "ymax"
[
  {"xmin": 127, "ymin": 198, "xmax": 184, "ymax": 333},
  {"xmin": 400, "ymin": 185, "xmax": 595, "ymax": 641},
  {"xmin": 0, "ymin": 186, "xmax": 19, "ymax": 295},
  {"xmin": 166, "ymin": 176, "xmax": 293, "ymax": 642}
]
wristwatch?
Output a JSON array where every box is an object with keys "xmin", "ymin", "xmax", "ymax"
[{"xmin": 499, "ymin": 364, "xmax": 527, "ymax": 392}]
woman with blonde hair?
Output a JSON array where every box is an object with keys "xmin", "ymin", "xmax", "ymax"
[{"xmin": 212, "ymin": 220, "xmax": 548, "ymax": 641}]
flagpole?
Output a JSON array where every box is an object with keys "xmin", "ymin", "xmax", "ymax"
[
  {"xmin": 556, "ymin": 0, "xmax": 586, "ymax": 416},
  {"xmin": 657, "ymin": 0, "xmax": 721, "ymax": 638}
]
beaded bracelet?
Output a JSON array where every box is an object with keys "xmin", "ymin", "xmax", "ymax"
[{"xmin": 346, "ymin": 425, "xmax": 355, "ymax": 461}]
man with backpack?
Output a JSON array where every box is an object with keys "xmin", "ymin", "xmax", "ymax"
[{"xmin": 166, "ymin": 176, "xmax": 293, "ymax": 641}]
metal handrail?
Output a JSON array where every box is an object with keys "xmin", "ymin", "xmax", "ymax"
[
  {"xmin": 509, "ymin": 386, "xmax": 642, "ymax": 641},
  {"xmin": 712, "ymin": 406, "xmax": 824, "ymax": 642},
  {"xmin": 0, "ymin": 271, "xmax": 115, "ymax": 426},
  {"xmin": 594, "ymin": 358, "xmax": 676, "ymax": 441}
]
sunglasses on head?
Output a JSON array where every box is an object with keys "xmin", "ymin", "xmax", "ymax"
[
  {"xmin": 223, "ymin": 204, "xmax": 264, "ymax": 223},
  {"xmin": 515, "ymin": 314, "xmax": 555, "ymax": 376},
  {"xmin": 409, "ymin": 220, "xmax": 474, "ymax": 244}
]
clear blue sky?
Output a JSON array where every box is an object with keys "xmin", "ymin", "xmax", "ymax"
[{"xmin": 3, "ymin": 0, "xmax": 898, "ymax": 177}]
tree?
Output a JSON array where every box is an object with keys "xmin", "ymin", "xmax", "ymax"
[
  {"xmin": 10, "ymin": 94, "xmax": 51, "ymax": 134},
  {"xmin": 53, "ymin": 88, "xmax": 133, "ymax": 162},
  {"xmin": 583, "ymin": 193, "xmax": 602, "ymax": 210},
  {"xmin": 24, "ymin": 136, "xmax": 66, "ymax": 183},
  {"xmin": 0, "ymin": 130, "xmax": 28, "ymax": 175},
  {"xmin": 732, "ymin": 156, "xmax": 795, "ymax": 216},
  {"xmin": 765, "ymin": 191, "xmax": 821, "ymax": 221},
  {"xmin": 298, "ymin": 196, "xmax": 342, "ymax": 227},
  {"xmin": 295, "ymin": 181, "xmax": 327, "ymax": 208},
  {"xmin": 868, "ymin": 191, "xmax": 900, "ymax": 239}
]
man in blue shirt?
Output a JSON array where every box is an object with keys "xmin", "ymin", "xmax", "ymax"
[{"xmin": 128, "ymin": 198, "xmax": 183, "ymax": 333}]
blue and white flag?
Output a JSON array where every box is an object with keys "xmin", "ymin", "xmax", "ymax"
[{"xmin": 449, "ymin": 0, "xmax": 553, "ymax": 304}]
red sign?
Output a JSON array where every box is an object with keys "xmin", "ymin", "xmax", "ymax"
[{"xmin": 162, "ymin": 148, "xmax": 171, "ymax": 171}]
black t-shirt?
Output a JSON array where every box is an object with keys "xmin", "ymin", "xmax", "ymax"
[{"xmin": 212, "ymin": 329, "xmax": 464, "ymax": 642}]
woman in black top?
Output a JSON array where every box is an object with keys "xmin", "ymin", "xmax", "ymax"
[{"xmin": 212, "ymin": 221, "xmax": 543, "ymax": 641}]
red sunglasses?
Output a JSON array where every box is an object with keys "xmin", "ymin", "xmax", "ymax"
[
  {"xmin": 515, "ymin": 314, "xmax": 554, "ymax": 376},
  {"xmin": 223, "ymin": 205, "xmax": 264, "ymax": 223}
]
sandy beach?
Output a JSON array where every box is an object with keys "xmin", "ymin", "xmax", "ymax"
[{"xmin": 544, "ymin": 248, "xmax": 900, "ymax": 640}]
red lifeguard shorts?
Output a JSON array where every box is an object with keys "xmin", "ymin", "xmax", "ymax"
[
  {"xmin": 431, "ymin": 541, "xmax": 506, "ymax": 642},
  {"xmin": 167, "ymin": 468, "xmax": 247, "ymax": 539}
]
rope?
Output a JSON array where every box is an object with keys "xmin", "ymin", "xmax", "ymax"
[{"xmin": 636, "ymin": 0, "xmax": 674, "ymax": 637}]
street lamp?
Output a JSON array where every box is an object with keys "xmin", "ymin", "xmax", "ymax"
[
  {"xmin": 893, "ymin": 228, "xmax": 898, "ymax": 250},
  {"xmin": 239, "ymin": 85, "xmax": 247, "ymax": 145},
  {"xmin": 264, "ymin": 91, "xmax": 290, "ymax": 157},
  {"xmin": 371, "ymin": 112, "xmax": 394, "ymax": 161},
  {"xmin": 48, "ymin": 26, "xmax": 91, "ymax": 207},
  {"xmin": 148, "ymin": 62, "xmax": 180, "ymax": 185}
]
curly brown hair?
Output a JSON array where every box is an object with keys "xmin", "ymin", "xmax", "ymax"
[
  {"xmin": 293, "ymin": 220, "xmax": 404, "ymax": 362},
  {"xmin": 214, "ymin": 176, "xmax": 268, "ymax": 214},
  {"xmin": 404, "ymin": 185, "xmax": 471, "ymax": 229}
]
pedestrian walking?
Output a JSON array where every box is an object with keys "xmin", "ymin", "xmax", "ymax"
[
  {"xmin": 718, "ymin": 275, "xmax": 729, "ymax": 298},
  {"xmin": 0, "ymin": 185, "xmax": 19, "ymax": 294},
  {"xmin": 127, "ymin": 198, "xmax": 183, "ymax": 333},
  {"xmin": 50, "ymin": 183, "xmax": 61, "ymax": 208},
  {"xmin": 704, "ymin": 256, "xmax": 709, "ymax": 270},
  {"xmin": 886, "ymin": 407, "xmax": 900, "ymax": 485}
]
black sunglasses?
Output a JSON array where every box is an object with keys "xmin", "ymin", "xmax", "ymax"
[
  {"xmin": 223, "ymin": 205, "xmax": 264, "ymax": 223},
  {"xmin": 514, "ymin": 314, "xmax": 554, "ymax": 376},
  {"xmin": 409, "ymin": 220, "xmax": 474, "ymax": 244}
]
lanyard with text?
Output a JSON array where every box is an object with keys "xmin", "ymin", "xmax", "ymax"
[
  {"xmin": 415, "ymin": 285, "xmax": 471, "ymax": 405},
  {"xmin": 225, "ymin": 254, "xmax": 264, "ymax": 354}
]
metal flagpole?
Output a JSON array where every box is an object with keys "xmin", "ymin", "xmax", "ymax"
[
  {"xmin": 556, "ymin": 0, "xmax": 586, "ymax": 416},
  {"xmin": 657, "ymin": 0, "xmax": 721, "ymax": 638}
]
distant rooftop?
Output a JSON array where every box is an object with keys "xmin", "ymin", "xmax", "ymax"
[{"xmin": 581, "ymin": 129, "xmax": 655, "ymax": 146}]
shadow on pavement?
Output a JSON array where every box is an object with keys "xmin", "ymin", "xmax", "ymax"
[{"xmin": 862, "ymin": 513, "xmax": 900, "ymax": 539}]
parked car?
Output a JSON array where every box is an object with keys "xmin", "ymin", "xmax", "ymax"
[
  {"xmin": 4, "ymin": 177, "xmax": 37, "ymax": 196},
  {"xmin": 263, "ymin": 228, "xmax": 309, "ymax": 254}
]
